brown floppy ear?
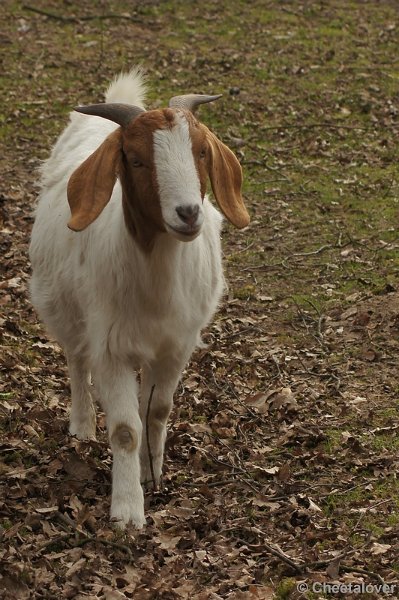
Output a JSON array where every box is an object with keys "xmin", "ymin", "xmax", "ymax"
[
  {"xmin": 67, "ymin": 129, "xmax": 122, "ymax": 231},
  {"xmin": 205, "ymin": 128, "xmax": 250, "ymax": 229}
]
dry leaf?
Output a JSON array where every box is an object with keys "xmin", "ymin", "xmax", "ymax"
[
  {"xmin": 36, "ymin": 506, "xmax": 58, "ymax": 514},
  {"xmin": 326, "ymin": 557, "xmax": 341, "ymax": 579},
  {"xmin": 244, "ymin": 387, "xmax": 297, "ymax": 414},
  {"xmin": 370, "ymin": 543, "xmax": 391, "ymax": 555},
  {"xmin": 103, "ymin": 590, "xmax": 127, "ymax": 600},
  {"xmin": 277, "ymin": 463, "xmax": 291, "ymax": 482}
]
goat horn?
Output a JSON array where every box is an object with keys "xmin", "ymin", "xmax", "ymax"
[
  {"xmin": 169, "ymin": 94, "xmax": 223, "ymax": 112},
  {"xmin": 74, "ymin": 103, "xmax": 145, "ymax": 128}
]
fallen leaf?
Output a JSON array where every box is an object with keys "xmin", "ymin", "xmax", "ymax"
[
  {"xmin": 36, "ymin": 506, "xmax": 58, "ymax": 514},
  {"xmin": 326, "ymin": 557, "xmax": 341, "ymax": 579},
  {"xmin": 277, "ymin": 463, "xmax": 291, "ymax": 482},
  {"xmin": 370, "ymin": 543, "xmax": 391, "ymax": 555},
  {"xmin": 103, "ymin": 589, "xmax": 127, "ymax": 600}
]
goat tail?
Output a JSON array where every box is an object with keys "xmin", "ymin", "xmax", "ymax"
[{"xmin": 105, "ymin": 66, "xmax": 147, "ymax": 108}]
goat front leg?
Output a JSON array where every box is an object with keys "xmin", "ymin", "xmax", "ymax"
[
  {"xmin": 67, "ymin": 353, "xmax": 96, "ymax": 441},
  {"xmin": 93, "ymin": 359, "xmax": 145, "ymax": 529},
  {"xmin": 139, "ymin": 358, "xmax": 186, "ymax": 488}
]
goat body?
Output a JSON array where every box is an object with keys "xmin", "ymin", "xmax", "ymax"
[{"xmin": 29, "ymin": 69, "xmax": 249, "ymax": 528}]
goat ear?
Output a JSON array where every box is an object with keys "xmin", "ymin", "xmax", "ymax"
[
  {"xmin": 205, "ymin": 129, "xmax": 250, "ymax": 229},
  {"xmin": 67, "ymin": 129, "xmax": 122, "ymax": 231}
]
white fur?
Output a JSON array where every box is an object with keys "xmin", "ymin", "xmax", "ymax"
[
  {"xmin": 154, "ymin": 112, "xmax": 204, "ymax": 237},
  {"xmin": 29, "ymin": 70, "xmax": 224, "ymax": 529}
]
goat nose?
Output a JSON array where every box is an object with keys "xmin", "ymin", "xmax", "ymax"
[{"xmin": 176, "ymin": 204, "xmax": 200, "ymax": 226}]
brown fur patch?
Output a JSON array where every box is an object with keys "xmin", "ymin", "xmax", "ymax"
[
  {"xmin": 152, "ymin": 403, "xmax": 171, "ymax": 422},
  {"xmin": 120, "ymin": 109, "xmax": 179, "ymax": 252},
  {"xmin": 111, "ymin": 423, "xmax": 138, "ymax": 452}
]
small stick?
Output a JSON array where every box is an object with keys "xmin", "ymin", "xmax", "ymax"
[
  {"xmin": 340, "ymin": 564, "xmax": 386, "ymax": 585},
  {"xmin": 259, "ymin": 122, "xmax": 370, "ymax": 132},
  {"xmin": 257, "ymin": 541, "xmax": 303, "ymax": 574},
  {"xmin": 74, "ymin": 535, "xmax": 133, "ymax": 557},
  {"xmin": 23, "ymin": 5, "xmax": 138, "ymax": 23},
  {"xmin": 145, "ymin": 384, "xmax": 156, "ymax": 490},
  {"xmin": 308, "ymin": 548, "xmax": 358, "ymax": 569},
  {"xmin": 290, "ymin": 244, "xmax": 333, "ymax": 259},
  {"xmin": 45, "ymin": 512, "xmax": 133, "ymax": 559},
  {"xmin": 236, "ymin": 527, "xmax": 304, "ymax": 574}
]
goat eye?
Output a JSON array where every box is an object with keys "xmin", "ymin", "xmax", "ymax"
[
  {"xmin": 199, "ymin": 148, "xmax": 207, "ymax": 159},
  {"xmin": 131, "ymin": 157, "xmax": 143, "ymax": 168}
]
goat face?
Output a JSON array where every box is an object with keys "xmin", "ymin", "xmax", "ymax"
[
  {"xmin": 122, "ymin": 109, "xmax": 207, "ymax": 243},
  {"xmin": 152, "ymin": 110, "xmax": 207, "ymax": 241},
  {"xmin": 67, "ymin": 101, "xmax": 249, "ymax": 250}
]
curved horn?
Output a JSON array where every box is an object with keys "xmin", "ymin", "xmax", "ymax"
[
  {"xmin": 74, "ymin": 103, "xmax": 145, "ymax": 128},
  {"xmin": 169, "ymin": 94, "xmax": 222, "ymax": 112}
]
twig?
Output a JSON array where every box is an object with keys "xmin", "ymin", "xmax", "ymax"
[
  {"xmin": 258, "ymin": 542, "xmax": 303, "ymax": 574},
  {"xmin": 340, "ymin": 564, "xmax": 386, "ymax": 585},
  {"xmin": 183, "ymin": 477, "xmax": 240, "ymax": 488},
  {"xmin": 349, "ymin": 497, "xmax": 393, "ymax": 536},
  {"xmin": 282, "ymin": 244, "xmax": 332, "ymax": 268},
  {"xmin": 44, "ymin": 511, "xmax": 133, "ymax": 559},
  {"xmin": 55, "ymin": 510, "xmax": 85, "ymax": 533},
  {"xmin": 280, "ymin": 6, "xmax": 304, "ymax": 17},
  {"xmin": 319, "ymin": 479, "xmax": 379, "ymax": 499},
  {"xmin": 23, "ymin": 5, "xmax": 139, "ymax": 23},
  {"xmin": 194, "ymin": 445, "xmax": 260, "ymax": 493},
  {"xmin": 74, "ymin": 535, "xmax": 133, "ymax": 557},
  {"xmin": 146, "ymin": 384, "xmax": 156, "ymax": 490},
  {"xmin": 241, "ymin": 261, "xmax": 286, "ymax": 272},
  {"xmin": 290, "ymin": 244, "xmax": 333, "ymax": 259},
  {"xmin": 242, "ymin": 242, "xmax": 334, "ymax": 273},
  {"xmin": 212, "ymin": 436, "xmax": 262, "ymax": 493},
  {"xmin": 260, "ymin": 122, "xmax": 370, "ymax": 132},
  {"xmin": 302, "ymin": 297, "xmax": 325, "ymax": 340},
  {"xmin": 222, "ymin": 325, "xmax": 266, "ymax": 340},
  {"xmin": 237, "ymin": 526, "xmax": 304, "ymax": 574},
  {"xmin": 308, "ymin": 547, "xmax": 358, "ymax": 569},
  {"xmin": 39, "ymin": 533, "xmax": 74, "ymax": 551},
  {"xmin": 183, "ymin": 477, "xmax": 263, "ymax": 493}
]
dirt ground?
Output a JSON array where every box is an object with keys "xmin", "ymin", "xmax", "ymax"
[{"xmin": 1, "ymin": 1, "xmax": 399, "ymax": 599}]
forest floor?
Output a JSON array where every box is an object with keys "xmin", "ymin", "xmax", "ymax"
[{"xmin": 1, "ymin": 1, "xmax": 399, "ymax": 599}]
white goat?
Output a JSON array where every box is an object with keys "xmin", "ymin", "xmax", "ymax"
[{"xmin": 29, "ymin": 68, "xmax": 250, "ymax": 528}]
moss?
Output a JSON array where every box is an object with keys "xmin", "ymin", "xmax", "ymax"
[
  {"xmin": 1, "ymin": 518, "xmax": 13, "ymax": 530},
  {"xmin": 234, "ymin": 284, "xmax": 257, "ymax": 300},
  {"xmin": 275, "ymin": 578, "xmax": 297, "ymax": 599},
  {"xmin": 321, "ymin": 428, "xmax": 343, "ymax": 454},
  {"xmin": 322, "ymin": 478, "xmax": 399, "ymax": 534}
]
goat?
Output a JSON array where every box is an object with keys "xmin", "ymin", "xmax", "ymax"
[{"xmin": 29, "ymin": 68, "xmax": 250, "ymax": 528}]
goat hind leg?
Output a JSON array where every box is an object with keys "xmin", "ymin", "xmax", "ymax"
[
  {"xmin": 67, "ymin": 353, "xmax": 96, "ymax": 440},
  {"xmin": 140, "ymin": 359, "xmax": 186, "ymax": 488}
]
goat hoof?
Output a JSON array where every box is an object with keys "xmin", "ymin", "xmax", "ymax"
[
  {"xmin": 69, "ymin": 421, "xmax": 96, "ymax": 441},
  {"xmin": 111, "ymin": 501, "xmax": 146, "ymax": 530},
  {"xmin": 141, "ymin": 478, "xmax": 160, "ymax": 492},
  {"xmin": 140, "ymin": 459, "xmax": 162, "ymax": 489}
]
